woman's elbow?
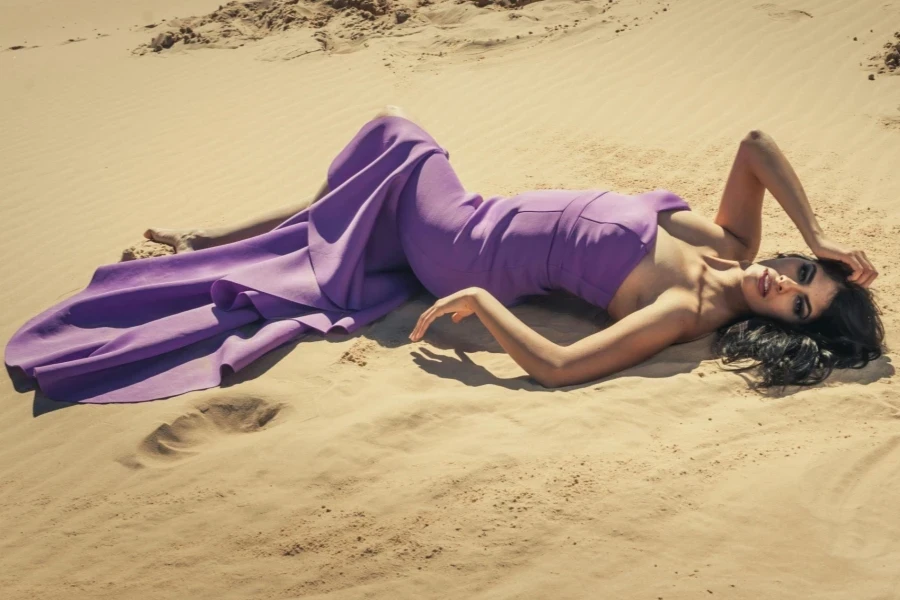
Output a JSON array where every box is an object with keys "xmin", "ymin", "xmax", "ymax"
[
  {"xmin": 534, "ymin": 369, "xmax": 566, "ymax": 389},
  {"xmin": 534, "ymin": 359, "xmax": 586, "ymax": 389},
  {"xmin": 743, "ymin": 129, "xmax": 766, "ymax": 142},
  {"xmin": 741, "ymin": 129, "xmax": 775, "ymax": 151},
  {"xmin": 532, "ymin": 360, "xmax": 570, "ymax": 389}
]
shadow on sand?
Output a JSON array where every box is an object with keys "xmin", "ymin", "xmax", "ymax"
[{"xmin": 12, "ymin": 290, "xmax": 894, "ymax": 416}]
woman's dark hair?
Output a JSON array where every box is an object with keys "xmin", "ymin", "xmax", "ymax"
[{"xmin": 713, "ymin": 253, "xmax": 885, "ymax": 388}]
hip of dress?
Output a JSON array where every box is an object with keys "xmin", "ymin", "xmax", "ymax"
[{"xmin": 396, "ymin": 156, "xmax": 611, "ymax": 306}]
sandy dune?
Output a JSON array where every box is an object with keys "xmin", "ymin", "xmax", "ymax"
[{"xmin": 1, "ymin": 0, "xmax": 898, "ymax": 598}]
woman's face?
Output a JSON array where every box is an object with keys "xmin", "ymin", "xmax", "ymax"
[{"xmin": 742, "ymin": 256, "xmax": 840, "ymax": 323}]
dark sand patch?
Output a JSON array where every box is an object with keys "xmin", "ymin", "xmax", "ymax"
[
  {"xmin": 133, "ymin": 0, "xmax": 546, "ymax": 55},
  {"xmin": 121, "ymin": 240, "xmax": 175, "ymax": 261},
  {"xmin": 866, "ymin": 31, "xmax": 900, "ymax": 76}
]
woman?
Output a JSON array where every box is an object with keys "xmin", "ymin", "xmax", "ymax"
[{"xmin": 4, "ymin": 106, "xmax": 885, "ymax": 403}]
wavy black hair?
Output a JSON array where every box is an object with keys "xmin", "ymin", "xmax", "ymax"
[{"xmin": 713, "ymin": 253, "xmax": 885, "ymax": 388}]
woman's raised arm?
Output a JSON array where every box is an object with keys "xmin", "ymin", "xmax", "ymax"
[
  {"xmin": 714, "ymin": 130, "xmax": 824, "ymax": 261},
  {"xmin": 715, "ymin": 130, "xmax": 877, "ymax": 286}
]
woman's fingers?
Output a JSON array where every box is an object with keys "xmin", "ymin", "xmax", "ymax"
[
  {"xmin": 411, "ymin": 308, "xmax": 436, "ymax": 341},
  {"xmin": 849, "ymin": 253, "xmax": 872, "ymax": 285},
  {"xmin": 848, "ymin": 251, "xmax": 878, "ymax": 288},
  {"xmin": 410, "ymin": 310, "xmax": 426, "ymax": 340},
  {"xmin": 410, "ymin": 301, "xmax": 470, "ymax": 341},
  {"xmin": 410, "ymin": 290, "xmax": 480, "ymax": 341},
  {"xmin": 855, "ymin": 265, "xmax": 872, "ymax": 288},
  {"xmin": 859, "ymin": 252, "xmax": 878, "ymax": 288},
  {"xmin": 845, "ymin": 253, "xmax": 865, "ymax": 283},
  {"xmin": 859, "ymin": 266, "xmax": 878, "ymax": 288},
  {"xmin": 813, "ymin": 239, "xmax": 878, "ymax": 288},
  {"xmin": 451, "ymin": 311, "xmax": 472, "ymax": 323},
  {"xmin": 411, "ymin": 305, "xmax": 444, "ymax": 341}
]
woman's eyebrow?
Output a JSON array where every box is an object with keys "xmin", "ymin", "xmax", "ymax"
[{"xmin": 801, "ymin": 264, "xmax": 817, "ymax": 318}]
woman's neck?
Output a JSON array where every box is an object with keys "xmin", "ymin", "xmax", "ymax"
[{"xmin": 700, "ymin": 255, "xmax": 751, "ymax": 319}]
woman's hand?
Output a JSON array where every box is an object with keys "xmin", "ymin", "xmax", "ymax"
[
  {"xmin": 409, "ymin": 287, "xmax": 483, "ymax": 342},
  {"xmin": 811, "ymin": 237, "xmax": 878, "ymax": 288}
]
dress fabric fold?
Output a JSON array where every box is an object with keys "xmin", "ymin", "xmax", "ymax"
[
  {"xmin": 4, "ymin": 116, "xmax": 446, "ymax": 404},
  {"xmin": 4, "ymin": 115, "xmax": 690, "ymax": 404}
]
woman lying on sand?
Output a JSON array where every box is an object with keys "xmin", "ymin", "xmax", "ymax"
[{"xmin": 5, "ymin": 106, "xmax": 885, "ymax": 403}]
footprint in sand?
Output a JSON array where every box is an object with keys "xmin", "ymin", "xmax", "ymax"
[
  {"xmin": 339, "ymin": 339, "xmax": 378, "ymax": 367},
  {"xmin": 880, "ymin": 105, "xmax": 900, "ymax": 131},
  {"xmin": 120, "ymin": 396, "xmax": 285, "ymax": 468},
  {"xmin": 753, "ymin": 3, "xmax": 813, "ymax": 22},
  {"xmin": 881, "ymin": 116, "xmax": 900, "ymax": 131}
]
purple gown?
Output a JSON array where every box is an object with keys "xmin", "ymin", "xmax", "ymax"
[{"xmin": 4, "ymin": 116, "xmax": 689, "ymax": 403}]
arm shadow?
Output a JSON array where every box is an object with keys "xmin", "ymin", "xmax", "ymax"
[
  {"xmin": 370, "ymin": 290, "xmax": 895, "ymax": 394},
  {"xmin": 376, "ymin": 290, "xmax": 711, "ymax": 392},
  {"xmin": 19, "ymin": 290, "xmax": 891, "ymax": 415}
]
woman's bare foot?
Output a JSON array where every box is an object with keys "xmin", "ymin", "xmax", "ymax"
[
  {"xmin": 143, "ymin": 228, "xmax": 210, "ymax": 253},
  {"xmin": 374, "ymin": 104, "xmax": 417, "ymax": 124}
]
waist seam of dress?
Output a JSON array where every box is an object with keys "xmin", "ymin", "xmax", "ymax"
[
  {"xmin": 401, "ymin": 230, "xmax": 560, "ymax": 276},
  {"xmin": 554, "ymin": 224, "xmax": 644, "ymax": 277},
  {"xmin": 546, "ymin": 191, "xmax": 608, "ymax": 274}
]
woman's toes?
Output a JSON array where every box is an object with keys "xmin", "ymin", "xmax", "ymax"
[
  {"xmin": 144, "ymin": 228, "xmax": 179, "ymax": 246},
  {"xmin": 142, "ymin": 228, "xmax": 202, "ymax": 253},
  {"xmin": 174, "ymin": 234, "xmax": 199, "ymax": 253},
  {"xmin": 375, "ymin": 105, "xmax": 409, "ymax": 120}
]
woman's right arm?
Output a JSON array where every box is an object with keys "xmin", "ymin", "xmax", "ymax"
[
  {"xmin": 547, "ymin": 294, "xmax": 694, "ymax": 388},
  {"xmin": 411, "ymin": 288, "xmax": 693, "ymax": 388}
]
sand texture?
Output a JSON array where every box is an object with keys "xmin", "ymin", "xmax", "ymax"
[{"xmin": 1, "ymin": 0, "xmax": 899, "ymax": 598}]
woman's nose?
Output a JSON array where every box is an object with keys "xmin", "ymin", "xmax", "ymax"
[{"xmin": 777, "ymin": 275, "xmax": 799, "ymax": 293}]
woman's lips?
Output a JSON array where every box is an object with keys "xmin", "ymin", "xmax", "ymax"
[{"xmin": 758, "ymin": 269, "xmax": 769, "ymax": 298}]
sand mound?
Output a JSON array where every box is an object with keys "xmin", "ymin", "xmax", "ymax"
[
  {"xmin": 134, "ymin": 0, "xmax": 544, "ymax": 54},
  {"xmin": 878, "ymin": 31, "xmax": 900, "ymax": 72},
  {"xmin": 864, "ymin": 31, "xmax": 900, "ymax": 78},
  {"xmin": 120, "ymin": 239, "xmax": 176, "ymax": 261},
  {"xmin": 129, "ymin": 0, "xmax": 662, "ymax": 60}
]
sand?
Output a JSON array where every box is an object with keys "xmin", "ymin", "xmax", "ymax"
[{"xmin": 1, "ymin": 0, "xmax": 899, "ymax": 598}]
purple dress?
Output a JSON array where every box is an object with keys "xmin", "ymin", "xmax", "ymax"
[{"xmin": 4, "ymin": 116, "xmax": 689, "ymax": 403}]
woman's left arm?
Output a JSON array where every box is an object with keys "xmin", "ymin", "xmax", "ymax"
[
  {"xmin": 410, "ymin": 288, "xmax": 692, "ymax": 388},
  {"xmin": 714, "ymin": 130, "xmax": 878, "ymax": 286},
  {"xmin": 714, "ymin": 130, "xmax": 823, "ymax": 260}
]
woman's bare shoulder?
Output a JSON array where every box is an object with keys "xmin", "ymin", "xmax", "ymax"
[
  {"xmin": 661, "ymin": 210, "xmax": 753, "ymax": 260},
  {"xmin": 651, "ymin": 286, "xmax": 727, "ymax": 344}
]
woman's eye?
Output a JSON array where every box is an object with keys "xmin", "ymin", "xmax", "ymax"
[
  {"xmin": 794, "ymin": 296, "xmax": 803, "ymax": 317},
  {"xmin": 799, "ymin": 264, "xmax": 809, "ymax": 282}
]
